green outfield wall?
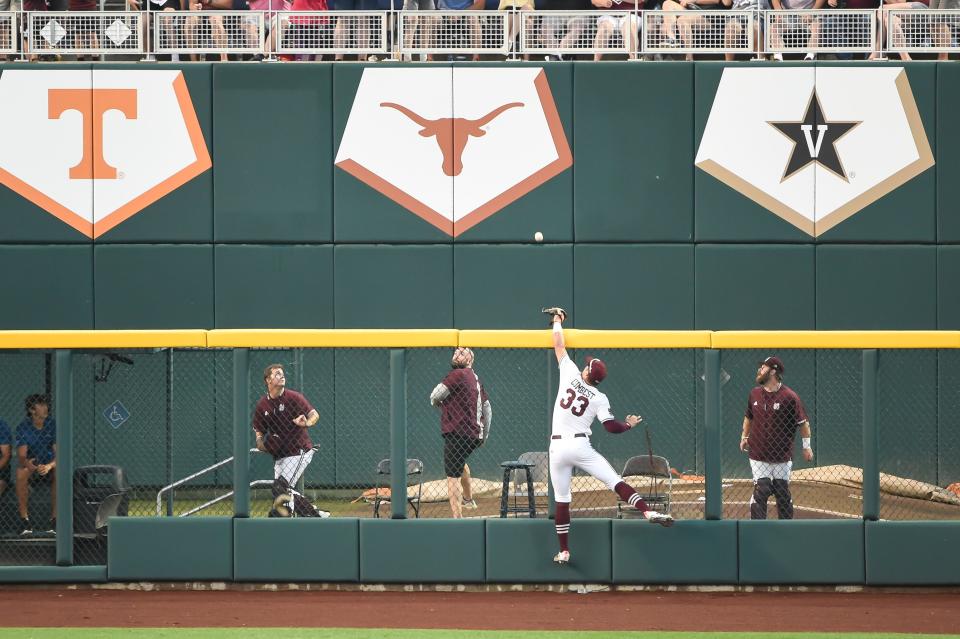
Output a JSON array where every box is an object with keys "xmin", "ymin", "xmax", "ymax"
[{"xmin": 0, "ymin": 62, "xmax": 956, "ymax": 330}]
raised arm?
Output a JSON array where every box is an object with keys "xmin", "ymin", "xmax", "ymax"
[{"xmin": 552, "ymin": 313, "xmax": 567, "ymax": 364}]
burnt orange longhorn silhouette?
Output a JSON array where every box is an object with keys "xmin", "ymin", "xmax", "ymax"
[{"xmin": 381, "ymin": 101, "xmax": 524, "ymax": 177}]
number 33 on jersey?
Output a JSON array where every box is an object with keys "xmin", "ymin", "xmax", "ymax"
[{"xmin": 551, "ymin": 355, "xmax": 614, "ymax": 436}]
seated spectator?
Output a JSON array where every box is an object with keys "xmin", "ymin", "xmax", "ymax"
[
  {"xmin": 825, "ymin": 0, "xmax": 878, "ymax": 60},
  {"xmin": 15, "ymin": 395, "xmax": 56, "ymax": 537},
  {"xmin": 184, "ymin": 0, "xmax": 236, "ymax": 61},
  {"xmin": 401, "ymin": 0, "xmax": 437, "ymax": 61},
  {"xmin": 769, "ymin": 0, "xmax": 826, "ymax": 61},
  {"xmin": 0, "ymin": 419, "xmax": 10, "ymax": 498},
  {"xmin": 332, "ymin": 0, "xmax": 377, "ymax": 61},
  {"xmin": 929, "ymin": 0, "xmax": 959, "ymax": 60},
  {"xmin": 540, "ymin": 0, "xmax": 593, "ymax": 60},
  {"xmin": 23, "ymin": 0, "xmax": 48, "ymax": 61},
  {"xmin": 277, "ymin": 0, "xmax": 328, "ymax": 60},
  {"xmin": 660, "ymin": 0, "xmax": 724, "ymax": 60},
  {"xmin": 247, "ymin": 0, "xmax": 292, "ymax": 59},
  {"xmin": 436, "ymin": 0, "xmax": 484, "ymax": 61},
  {"xmin": 69, "ymin": 0, "xmax": 101, "ymax": 60},
  {"xmin": 0, "ymin": 0, "xmax": 20, "ymax": 60},
  {"xmin": 870, "ymin": 0, "xmax": 928, "ymax": 60},
  {"xmin": 499, "ymin": 0, "xmax": 535, "ymax": 59},
  {"xmin": 722, "ymin": 0, "xmax": 762, "ymax": 61},
  {"xmin": 129, "ymin": 0, "xmax": 184, "ymax": 62},
  {"xmin": 592, "ymin": 0, "xmax": 640, "ymax": 61}
]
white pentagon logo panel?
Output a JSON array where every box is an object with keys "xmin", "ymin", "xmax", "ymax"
[
  {"xmin": 335, "ymin": 67, "xmax": 572, "ymax": 237},
  {"xmin": 695, "ymin": 67, "xmax": 933, "ymax": 237},
  {"xmin": 0, "ymin": 69, "xmax": 210, "ymax": 238}
]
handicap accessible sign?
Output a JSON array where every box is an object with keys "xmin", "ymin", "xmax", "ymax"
[{"xmin": 102, "ymin": 400, "xmax": 131, "ymax": 429}]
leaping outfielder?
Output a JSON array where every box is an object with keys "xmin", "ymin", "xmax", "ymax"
[{"xmin": 546, "ymin": 309, "xmax": 673, "ymax": 565}]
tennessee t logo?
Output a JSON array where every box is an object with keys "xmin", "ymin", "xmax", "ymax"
[{"xmin": 48, "ymin": 88, "xmax": 138, "ymax": 180}]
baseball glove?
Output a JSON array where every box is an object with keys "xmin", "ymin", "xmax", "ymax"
[
  {"xmin": 541, "ymin": 306, "xmax": 567, "ymax": 325},
  {"xmin": 271, "ymin": 494, "xmax": 293, "ymax": 518}
]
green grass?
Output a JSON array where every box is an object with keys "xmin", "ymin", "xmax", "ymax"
[{"xmin": 1, "ymin": 631, "xmax": 958, "ymax": 639}]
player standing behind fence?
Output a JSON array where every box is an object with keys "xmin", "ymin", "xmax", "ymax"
[
  {"xmin": 253, "ymin": 364, "xmax": 320, "ymax": 490},
  {"xmin": 740, "ymin": 356, "xmax": 814, "ymax": 520},
  {"xmin": 431, "ymin": 347, "xmax": 492, "ymax": 519},
  {"xmin": 548, "ymin": 311, "xmax": 673, "ymax": 566}
]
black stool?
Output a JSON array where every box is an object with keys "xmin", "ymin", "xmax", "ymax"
[{"xmin": 499, "ymin": 461, "xmax": 536, "ymax": 518}]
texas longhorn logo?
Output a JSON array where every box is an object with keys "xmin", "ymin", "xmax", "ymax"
[
  {"xmin": 336, "ymin": 68, "xmax": 572, "ymax": 236},
  {"xmin": 0, "ymin": 69, "xmax": 211, "ymax": 238},
  {"xmin": 696, "ymin": 67, "xmax": 933, "ymax": 237}
]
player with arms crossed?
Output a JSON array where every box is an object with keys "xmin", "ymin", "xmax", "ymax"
[{"xmin": 548, "ymin": 310, "xmax": 673, "ymax": 565}]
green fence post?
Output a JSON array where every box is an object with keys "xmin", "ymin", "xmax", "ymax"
[
  {"xmin": 862, "ymin": 349, "xmax": 879, "ymax": 521},
  {"xmin": 233, "ymin": 348, "xmax": 250, "ymax": 518},
  {"xmin": 55, "ymin": 349, "xmax": 73, "ymax": 566},
  {"xmin": 390, "ymin": 349, "xmax": 407, "ymax": 520},
  {"xmin": 704, "ymin": 349, "xmax": 722, "ymax": 520}
]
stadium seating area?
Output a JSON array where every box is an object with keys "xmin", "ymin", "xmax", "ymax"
[{"xmin": 0, "ymin": 2, "xmax": 958, "ymax": 61}]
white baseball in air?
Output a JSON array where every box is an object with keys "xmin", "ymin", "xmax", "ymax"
[{"xmin": 534, "ymin": 232, "xmax": 544, "ymax": 242}]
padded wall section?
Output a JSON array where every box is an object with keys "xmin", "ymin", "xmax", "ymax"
[
  {"xmin": 938, "ymin": 247, "xmax": 960, "ymax": 329},
  {"xmin": 815, "ymin": 245, "xmax": 936, "ymax": 329},
  {"xmin": 96, "ymin": 65, "xmax": 214, "ymax": 243},
  {"xmin": 360, "ymin": 519, "xmax": 485, "ymax": 583},
  {"xmin": 866, "ymin": 521, "xmax": 960, "ymax": 585},
  {"xmin": 0, "ymin": 245, "xmax": 93, "ymax": 329},
  {"xmin": 213, "ymin": 65, "xmax": 332, "ymax": 243},
  {"xmin": 938, "ymin": 64, "xmax": 960, "ymax": 242},
  {"xmin": 815, "ymin": 63, "xmax": 936, "ymax": 243},
  {"xmin": 612, "ymin": 520, "xmax": 737, "ymax": 584},
  {"xmin": 738, "ymin": 520, "xmax": 864, "ymax": 584},
  {"xmin": 334, "ymin": 245, "xmax": 452, "ymax": 328},
  {"xmin": 94, "ymin": 244, "xmax": 214, "ymax": 328},
  {"xmin": 694, "ymin": 63, "xmax": 814, "ymax": 243},
  {"xmin": 215, "ymin": 245, "xmax": 333, "ymax": 328},
  {"xmin": 108, "ymin": 517, "xmax": 233, "ymax": 580},
  {"xmin": 695, "ymin": 245, "xmax": 815, "ymax": 329},
  {"xmin": 574, "ymin": 245, "xmax": 694, "ymax": 329},
  {"xmin": 0, "ymin": 566, "xmax": 106, "ymax": 583},
  {"xmin": 455, "ymin": 64, "xmax": 573, "ymax": 243},
  {"xmin": 333, "ymin": 64, "xmax": 453, "ymax": 243},
  {"xmin": 574, "ymin": 63, "xmax": 693, "ymax": 243},
  {"xmin": 234, "ymin": 518, "xmax": 359, "ymax": 582},
  {"xmin": 0, "ymin": 64, "xmax": 92, "ymax": 243},
  {"xmin": 453, "ymin": 244, "xmax": 572, "ymax": 328},
  {"xmin": 486, "ymin": 519, "xmax": 611, "ymax": 583}
]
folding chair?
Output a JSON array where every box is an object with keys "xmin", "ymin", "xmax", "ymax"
[
  {"xmin": 373, "ymin": 458, "xmax": 424, "ymax": 518},
  {"xmin": 617, "ymin": 454, "xmax": 672, "ymax": 519}
]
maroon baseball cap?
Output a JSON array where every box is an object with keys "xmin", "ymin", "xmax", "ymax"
[
  {"xmin": 585, "ymin": 357, "xmax": 607, "ymax": 384},
  {"xmin": 760, "ymin": 356, "xmax": 785, "ymax": 375}
]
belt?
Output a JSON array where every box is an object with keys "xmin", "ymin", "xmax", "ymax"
[{"xmin": 551, "ymin": 433, "xmax": 587, "ymax": 440}]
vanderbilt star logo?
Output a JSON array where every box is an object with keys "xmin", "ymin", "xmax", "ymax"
[{"xmin": 769, "ymin": 90, "xmax": 860, "ymax": 183}]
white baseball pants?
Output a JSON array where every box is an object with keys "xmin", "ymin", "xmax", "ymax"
[
  {"xmin": 274, "ymin": 449, "xmax": 315, "ymax": 486},
  {"xmin": 549, "ymin": 437, "xmax": 622, "ymax": 503}
]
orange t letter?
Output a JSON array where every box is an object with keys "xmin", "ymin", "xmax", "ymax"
[{"xmin": 48, "ymin": 88, "xmax": 138, "ymax": 180}]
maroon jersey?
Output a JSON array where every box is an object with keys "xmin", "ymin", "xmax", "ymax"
[
  {"xmin": 252, "ymin": 388, "xmax": 315, "ymax": 459},
  {"xmin": 744, "ymin": 384, "xmax": 808, "ymax": 463},
  {"xmin": 439, "ymin": 367, "xmax": 489, "ymax": 440}
]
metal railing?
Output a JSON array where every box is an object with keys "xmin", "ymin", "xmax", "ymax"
[{"xmin": 1, "ymin": 8, "xmax": 959, "ymax": 59}]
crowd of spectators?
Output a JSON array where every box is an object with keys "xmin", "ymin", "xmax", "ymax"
[{"xmin": 0, "ymin": 0, "xmax": 955, "ymax": 60}]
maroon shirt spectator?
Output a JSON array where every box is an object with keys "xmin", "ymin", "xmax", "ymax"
[
  {"xmin": 253, "ymin": 388, "xmax": 315, "ymax": 459},
  {"xmin": 438, "ymin": 367, "xmax": 490, "ymax": 439},
  {"xmin": 744, "ymin": 382, "xmax": 809, "ymax": 463}
]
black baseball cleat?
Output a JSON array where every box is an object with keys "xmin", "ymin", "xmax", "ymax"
[
  {"xmin": 19, "ymin": 518, "xmax": 32, "ymax": 536},
  {"xmin": 647, "ymin": 512, "xmax": 674, "ymax": 527}
]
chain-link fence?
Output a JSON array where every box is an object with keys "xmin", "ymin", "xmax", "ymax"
[
  {"xmin": 720, "ymin": 349, "xmax": 864, "ymax": 521},
  {"xmin": 0, "ymin": 351, "xmax": 55, "ymax": 566},
  {"xmin": 878, "ymin": 349, "xmax": 960, "ymax": 520}
]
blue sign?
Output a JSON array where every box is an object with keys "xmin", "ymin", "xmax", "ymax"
[{"xmin": 102, "ymin": 400, "xmax": 131, "ymax": 429}]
